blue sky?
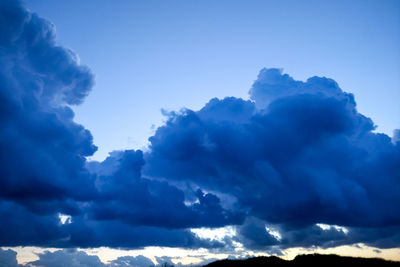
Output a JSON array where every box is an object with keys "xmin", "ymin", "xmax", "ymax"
[
  {"xmin": 26, "ymin": 0, "xmax": 400, "ymax": 160},
  {"xmin": 0, "ymin": 0, "xmax": 400, "ymax": 266}
]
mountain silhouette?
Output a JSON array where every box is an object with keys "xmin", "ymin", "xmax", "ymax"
[{"xmin": 204, "ymin": 254, "xmax": 400, "ymax": 266}]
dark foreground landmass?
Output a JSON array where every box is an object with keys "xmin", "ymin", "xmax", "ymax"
[{"xmin": 203, "ymin": 254, "xmax": 400, "ymax": 266}]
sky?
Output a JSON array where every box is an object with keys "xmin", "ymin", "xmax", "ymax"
[
  {"xmin": 25, "ymin": 0, "xmax": 400, "ymax": 161},
  {"xmin": 0, "ymin": 0, "xmax": 399, "ymax": 266}
]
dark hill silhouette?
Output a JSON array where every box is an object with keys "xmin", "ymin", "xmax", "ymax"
[{"xmin": 203, "ymin": 254, "xmax": 400, "ymax": 266}]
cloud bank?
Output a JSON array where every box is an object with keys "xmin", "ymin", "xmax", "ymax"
[
  {"xmin": 0, "ymin": 248, "xmax": 164, "ymax": 267},
  {"xmin": 0, "ymin": 0, "xmax": 399, "ymax": 260}
]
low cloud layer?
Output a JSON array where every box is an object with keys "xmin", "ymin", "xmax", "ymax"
[
  {"xmin": 0, "ymin": 248, "xmax": 210, "ymax": 267},
  {"xmin": 0, "ymin": 0, "xmax": 399, "ymax": 262},
  {"xmin": 0, "ymin": 248, "xmax": 172, "ymax": 267}
]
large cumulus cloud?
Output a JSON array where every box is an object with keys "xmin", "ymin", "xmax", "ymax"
[
  {"xmin": 0, "ymin": 0, "xmax": 99, "ymax": 247},
  {"xmin": 0, "ymin": 0, "xmax": 235, "ymax": 249},
  {"xmin": 145, "ymin": 68, "xmax": 400, "ymax": 250},
  {"xmin": 0, "ymin": 0, "xmax": 97, "ymax": 204}
]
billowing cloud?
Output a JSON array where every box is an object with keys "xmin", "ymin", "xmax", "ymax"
[
  {"xmin": 145, "ymin": 68, "xmax": 400, "ymax": 250},
  {"xmin": 0, "ymin": 0, "xmax": 97, "ymax": 204},
  {"xmin": 0, "ymin": 0, "xmax": 97, "ymax": 247},
  {"xmin": 0, "ymin": 0, "xmax": 235, "ymax": 249},
  {"xmin": 87, "ymin": 150, "xmax": 243, "ymax": 230},
  {"xmin": 0, "ymin": 0, "xmax": 399, "ymax": 258}
]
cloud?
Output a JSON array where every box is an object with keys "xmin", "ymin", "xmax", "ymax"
[
  {"xmin": 0, "ymin": 0, "xmax": 97, "ymax": 248},
  {"xmin": 235, "ymin": 217, "xmax": 280, "ymax": 250},
  {"xmin": 88, "ymin": 150, "xmax": 243, "ymax": 230},
  {"xmin": 0, "ymin": 0, "xmax": 399, "ymax": 255},
  {"xmin": 109, "ymin": 255, "xmax": 155, "ymax": 267},
  {"xmin": 17, "ymin": 249, "xmax": 203, "ymax": 267},
  {"xmin": 249, "ymin": 68, "xmax": 347, "ymax": 109},
  {"xmin": 145, "ymin": 68, "xmax": 400, "ymax": 249},
  {"xmin": 17, "ymin": 249, "xmax": 154, "ymax": 267},
  {"xmin": 0, "ymin": 0, "xmax": 97, "ymax": 204},
  {"xmin": 0, "ymin": 0, "xmax": 232, "ymax": 249},
  {"xmin": 28, "ymin": 249, "xmax": 105, "ymax": 267}
]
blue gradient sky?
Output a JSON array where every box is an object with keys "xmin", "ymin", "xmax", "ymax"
[
  {"xmin": 25, "ymin": 0, "xmax": 400, "ymax": 161},
  {"xmin": 1, "ymin": 1, "xmax": 400, "ymax": 265}
]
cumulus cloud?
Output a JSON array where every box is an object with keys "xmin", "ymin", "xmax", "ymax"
[
  {"xmin": 145, "ymin": 68, "xmax": 400, "ymax": 250},
  {"xmin": 249, "ymin": 68, "xmax": 347, "ymax": 109},
  {"xmin": 0, "ymin": 0, "xmax": 232, "ymax": 249},
  {"xmin": 0, "ymin": 0, "xmax": 97, "ymax": 204},
  {"xmin": 0, "ymin": 0, "xmax": 97, "ymax": 247},
  {"xmin": 88, "ymin": 150, "xmax": 243, "ymax": 230},
  {"xmin": 0, "ymin": 0, "xmax": 399, "ymax": 257}
]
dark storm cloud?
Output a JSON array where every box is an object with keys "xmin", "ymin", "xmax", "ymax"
[
  {"xmin": 236, "ymin": 217, "xmax": 280, "ymax": 249},
  {"xmin": 0, "ymin": 0, "xmax": 99, "ymax": 246},
  {"xmin": 86, "ymin": 149, "xmax": 242, "ymax": 230},
  {"xmin": 0, "ymin": 0, "xmax": 101, "ymax": 247},
  {"xmin": 0, "ymin": 199, "xmax": 221, "ymax": 249},
  {"xmin": 145, "ymin": 68, "xmax": 400, "ymax": 249},
  {"xmin": 0, "ymin": 0, "xmax": 97, "ymax": 204},
  {"xmin": 0, "ymin": 0, "xmax": 236, "ymax": 249}
]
